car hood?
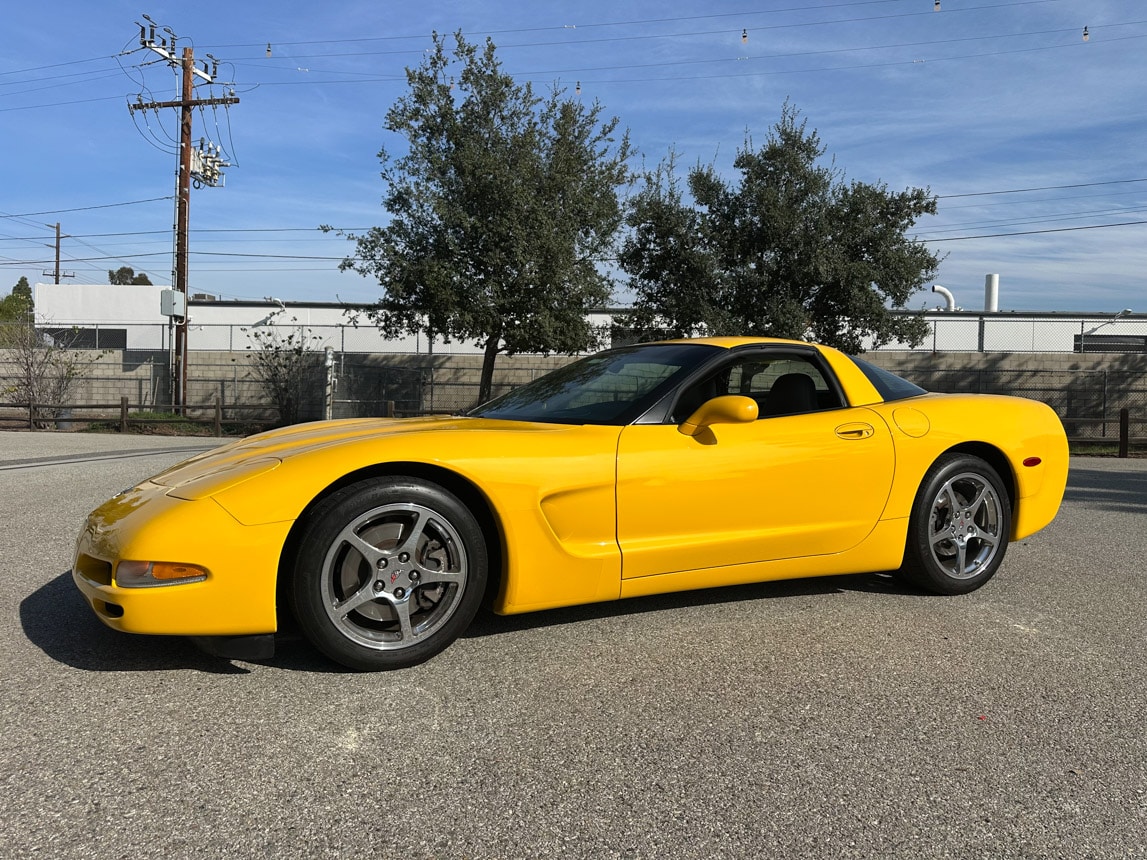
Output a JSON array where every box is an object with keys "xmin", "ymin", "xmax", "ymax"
[{"xmin": 146, "ymin": 415, "xmax": 576, "ymax": 494}]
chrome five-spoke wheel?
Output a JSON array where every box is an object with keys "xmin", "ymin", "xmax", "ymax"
[
  {"xmin": 901, "ymin": 454, "xmax": 1012, "ymax": 594},
  {"xmin": 926, "ymin": 471, "xmax": 1004, "ymax": 580},
  {"xmin": 321, "ymin": 501, "xmax": 469, "ymax": 650},
  {"xmin": 291, "ymin": 479, "xmax": 487, "ymax": 670}
]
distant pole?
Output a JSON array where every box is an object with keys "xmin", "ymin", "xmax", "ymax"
[
  {"xmin": 40, "ymin": 223, "xmax": 74, "ymax": 284},
  {"xmin": 53, "ymin": 223, "xmax": 62, "ymax": 284}
]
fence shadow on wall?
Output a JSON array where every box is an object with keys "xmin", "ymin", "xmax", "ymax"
[{"xmin": 3, "ymin": 335, "xmax": 1145, "ymax": 449}]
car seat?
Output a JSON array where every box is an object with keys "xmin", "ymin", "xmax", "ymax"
[{"xmin": 762, "ymin": 373, "xmax": 818, "ymax": 417}]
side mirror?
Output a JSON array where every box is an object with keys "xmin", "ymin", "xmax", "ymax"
[{"xmin": 678, "ymin": 395, "xmax": 759, "ymax": 437}]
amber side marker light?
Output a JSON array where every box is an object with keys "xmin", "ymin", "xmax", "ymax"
[
  {"xmin": 1022, "ymin": 457, "xmax": 1042, "ymax": 467},
  {"xmin": 116, "ymin": 561, "xmax": 208, "ymax": 588}
]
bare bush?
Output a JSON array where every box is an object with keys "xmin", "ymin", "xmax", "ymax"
[
  {"xmin": 242, "ymin": 311, "xmax": 324, "ymax": 426},
  {"xmin": 0, "ymin": 323, "xmax": 97, "ymax": 428}
]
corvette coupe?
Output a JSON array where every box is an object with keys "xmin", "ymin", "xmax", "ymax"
[{"xmin": 72, "ymin": 337, "xmax": 1068, "ymax": 670}]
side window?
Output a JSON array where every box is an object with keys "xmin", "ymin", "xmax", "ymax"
[
  {"xmin": 672, "ymin": 354, "xmax": 843, "ymax": 422},
  {"xmin": 745, "ymin": 358, "xmax": 836, "ymax": 417}
]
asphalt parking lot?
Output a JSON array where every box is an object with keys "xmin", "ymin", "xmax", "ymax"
[{"xmin": 2, "ymin": 431, "xmax": 1145, "ymax": 859}]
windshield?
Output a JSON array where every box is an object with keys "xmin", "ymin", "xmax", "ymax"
[{"xmin": 469, "ymin": 343, "xmax": 721, "ymax": 425}]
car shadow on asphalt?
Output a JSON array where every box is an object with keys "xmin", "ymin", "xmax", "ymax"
[
  {"xmin": 462, "ymin": 570, "xmax": 918, "ymax": 640},
  {"xmin": 20, "ymin": 572, "xmax": 261, "ymax": 674},
  {"xmin": 20, "ymin": 571, "xmax": 340, "ymax": 675},
  {"xmin": 22, "ymin": 569, "xmax": 919, "ymax": 674}
]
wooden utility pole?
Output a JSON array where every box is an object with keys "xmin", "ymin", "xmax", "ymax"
[
  {"xmin": 53, "ymin": 222, "xmax": 63, "ymax": 284},
  {"xmin": 129, "ymin": 22, "xmax": 238, "ymax": 411},
  {"xmin": 41, "ymin": 223, "xmax": 74, "ymax": 284},
  {"xmin": 174, "ymin": 47, "xmax": 196, "ymax": 411}
]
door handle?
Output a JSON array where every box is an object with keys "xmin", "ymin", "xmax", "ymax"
[{"xmin": 835, "ymin": 423, "xmax": 874, "ymax": 440}]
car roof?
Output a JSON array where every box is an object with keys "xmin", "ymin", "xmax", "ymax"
[{"xmin": 657, "ymin": 336, "xmax": 813, "ymax": 349}]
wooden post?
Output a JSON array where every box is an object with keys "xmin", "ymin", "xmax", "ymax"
[
  {"xmin": 120, "ymin": 396, "xmax": 129, "ymax": 433},
  {"xmin": 214, "ymin": 394, "xmax": 222, "ymax": 437},
  {"xmin": 1119, "ymin": 408, "xmax": 1129, "ymax": 459}
]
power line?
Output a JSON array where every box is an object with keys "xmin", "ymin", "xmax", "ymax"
[
  {"xmin": 551, "ymin": 33, "xmax": 1142, "ymax": 87},
  {"xmin": 926, "ymin": 220, "xmax": 1147, "ymax": 242},
  {"xmin": 938, "ymin": 178, "xmax": 1147, "ymax": 199},
  {"xmin": 0, "ymin": 198, "xmax": 174, "ymax": 219},
  {"xmin": 0, "ymin": 227, "xmax": 365, "ymax": 241},
  {"xmin": 206, "ymin": 0, "xmax": 1068, "ymax": 51},
  {"xmin": 0, "ymin": 95, "xmax": 124, "ymax": 113},
  {"xmin": 1, "ymin": 251, "xmax": 348, "ymax": 263},
  {"xmin": 4, "ymin": 212, "xmax": 1144, "ymax": 266},
  {"xmin": 230, "ymin": 17, "xmax": 1141, "ymax": 77},
  {"xmin": 5, "ymin": 5, "xmax": 1136, "ymax": 110},
  {"xmin": 920, "ymin": 205, "xmax": 1147, "ymax": 235}
]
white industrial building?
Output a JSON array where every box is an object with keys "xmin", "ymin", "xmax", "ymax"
[
  {"xmin": 31, "ymin": 282, "xmax": 623, "ymax": 354},
  {"xmin": 32, "ymin": 280, "xmax": 1147, "ymax": 355}
]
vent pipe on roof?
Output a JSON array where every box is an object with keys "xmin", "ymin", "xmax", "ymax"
[
  {"xmin": 931, "ymin": 284, "xmax": 957, "ymax": 311},
  {"xmin": 984, "ymin": 274, "xmax": 999, "ymax": 312}
]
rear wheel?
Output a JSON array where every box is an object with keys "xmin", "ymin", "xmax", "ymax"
[
  {"xmin": 900, "ymin": 454, "xmax": 1011, "ymax": 595},
  {"xmin": 290, "ymin": 478, "xmax": 487, "ymax": 670}
]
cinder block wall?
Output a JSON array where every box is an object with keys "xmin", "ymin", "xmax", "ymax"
[
  {"xmin": 5, "ymin": 346, "xmax": 1145, "ymax": 423},
  {"xmin": 863, "ymin": 350, "xmax": 1147, "ymax": 375}
]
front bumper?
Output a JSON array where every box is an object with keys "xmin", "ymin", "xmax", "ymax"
[{"xmin": 72, "ymin": 481, "xmax": 293, "ymax": 637}]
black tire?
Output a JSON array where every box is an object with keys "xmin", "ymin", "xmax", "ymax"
[
  {"xmin": 289, "ymin": 477, "xmax": 487, "ymax": 670},
  {"xmin": 899, "ymin": 453, "xmax": 1012, "ymax": 595}
]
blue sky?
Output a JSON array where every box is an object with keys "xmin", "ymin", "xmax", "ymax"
[{"xmin": 2, "ymin": 1, "xmax": 1144, "ymax": 313}]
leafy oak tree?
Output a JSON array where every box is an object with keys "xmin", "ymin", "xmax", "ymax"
[
  {"xmin": 332, "ymin": 32, "xmax": 632, "ymax": 403},
  {"xmin": 619, "ymin": 104, "xmax": 938, "ymax": 353}
]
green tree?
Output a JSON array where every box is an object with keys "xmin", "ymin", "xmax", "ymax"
[
  {"xmin": 108, "ymin": 266, "xmax": 153, "ymax": 285},
  {"xmin": 333, "ymin": 32, "xmax": 632, "ymax": 404},
  {"xmin": 0, "ymin": 276, "xmax": 34, "ymax": 328},
  {"xmin": 619, "ymin": 104, "xmax": 937, "ymax": 353}
]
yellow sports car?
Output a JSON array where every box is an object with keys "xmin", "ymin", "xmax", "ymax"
[{"xmin": 72, "ymin": 337, "xmax": 1068, "ymax": 670}]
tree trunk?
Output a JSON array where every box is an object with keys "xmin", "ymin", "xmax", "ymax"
[{"xmin": 477, "ymin": 334, "xmax": 501, "ymax": 405}]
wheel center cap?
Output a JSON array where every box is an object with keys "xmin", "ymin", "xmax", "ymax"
[{"xmin": 950, "ymin": 511, "xmax": 975, "ymax": 539}]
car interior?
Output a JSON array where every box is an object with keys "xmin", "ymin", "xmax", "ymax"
[{"xmin": 672, "ymin": 355, "xmax": 841, "ymax": 423}]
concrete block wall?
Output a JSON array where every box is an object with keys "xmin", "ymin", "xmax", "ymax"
[
  {"xmin": 0, "ymin": 348, "xmax": 168, "ymax": 410},
  {"xmin": 181, "ymin": 350, "xmax": 579, "ymax": 417},
  {"xmin": 86, "ymin": 351, "xmax": 169, "ymax": 408},
  {"xmin": 862, "ymin": 350, "xmax": 1147, "ymax": 375},
  {"xmin": 5, "ymin": 345, "xmax": 1144, "ymax": 425},
  {"xmin": 184, "ymin": 350, "xmax": 274, "ymax": 413}
]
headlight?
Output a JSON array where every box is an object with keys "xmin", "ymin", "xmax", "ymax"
[{"xmin": 115, "ymin": 560, "xmax": 209, "ymax": 588}]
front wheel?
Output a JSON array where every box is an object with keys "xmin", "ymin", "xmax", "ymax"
[
  {"xmin": 899, "ymin": 454, "xmax": 1012, "ymax": 595},
  {"xmin": 289, "ymin": 478, "xmax": 488, "ymax": 670}
]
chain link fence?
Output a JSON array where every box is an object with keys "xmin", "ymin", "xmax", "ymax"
[
  {"xmin": 3, "ymin": 317, "xmax": 1146, "ymax": 445},
  {"xmin": 9, "ymin": 313, "xmax": 1147, "ymax": 355},
  {"xmin": 874, "ymin": 312, "xmax": 1147, "ymax": 353}
]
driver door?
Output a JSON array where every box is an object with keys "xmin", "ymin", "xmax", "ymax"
[{"xmin": 615, "ymin": 351, "xmax": 895, "ymax": 580}]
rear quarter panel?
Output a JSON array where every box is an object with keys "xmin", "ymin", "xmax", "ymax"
[{"xmin": 868, "ymin": 393, "xmax": 1068, "ymax": 539}]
